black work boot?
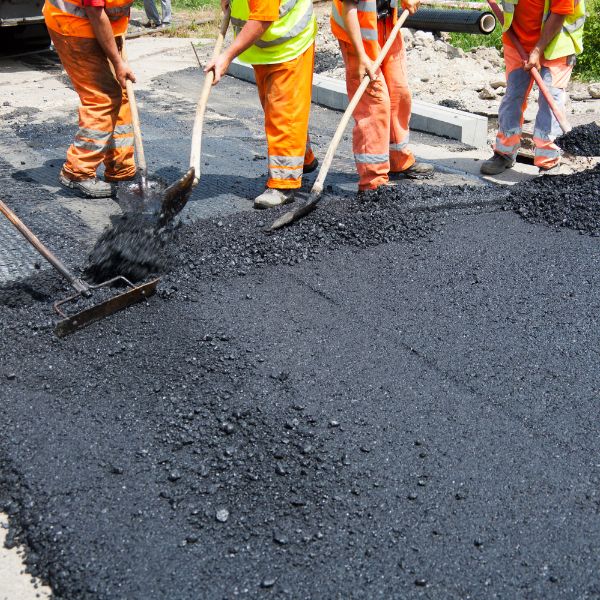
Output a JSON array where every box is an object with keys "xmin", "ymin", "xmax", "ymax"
[
  {"xmin": 480, "ymin": 153, "xmax": 515, "ymax": 175},
  {"xmin": 392, "ymin": 162, "xmax": 434, "ymax": 179}
]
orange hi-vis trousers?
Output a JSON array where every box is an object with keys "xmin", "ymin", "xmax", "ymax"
[
  {"xmin": 494, "ymin": 44, "xmax": 574, "ymax": 169},
  {"xmin": 49, "ymin": 30, "xmax": 135, "ymax": 182},
  {"xmin": 253, "ymin": 43, "xmax": 315, "ymax": 190},
  {"xmin": 340, "ymin": 16, "xmax": 415, "ymax": 191}
]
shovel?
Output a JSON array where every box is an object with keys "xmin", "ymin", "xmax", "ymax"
[
  {"xmin": 159, "ymin": 9, "xmax": 231, "ymax": 223},
  {"xmin": 0, "ymin": 199, "xmax": 159, "ymax": 337},
  {"xmin": 270, "ymin": 9, "xmax": 411, "ymax": 230},
  {"xmin": 486, "ymin": 0, "xmax": 571, "ymax": 134},
  {"xmin": 122, "ymin": 39, "xmax": 151, "ymax": 198}
]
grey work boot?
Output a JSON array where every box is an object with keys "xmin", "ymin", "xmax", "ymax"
[
  {"xmin": 480, "ymin": 153, "xmax": 515, "ymax": 175},
  {"xmin": 392, "ymin": 162, "xmax": 434, "ymax": 179},
  {"xmin": 303, "ymin": 157, "xmax": 319, "ymax": 174},
  {"xmin": 59, "ymin": 170, "xmax": 114, "ymax": 198},
  {"xmin": 254, "ymin": 188, "xmax": 295, "ymax": 209}
]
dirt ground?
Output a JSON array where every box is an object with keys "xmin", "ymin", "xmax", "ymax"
[{"xmin": 1, "ymin": 31, "xmax": 599, "ymax": 600}]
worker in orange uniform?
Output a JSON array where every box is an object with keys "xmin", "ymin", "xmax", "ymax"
[
  {"xmin": 205, "ymin": 0, "xmax": 318, "ymax": 209},
  {"xmin": 331, "ymin": 0, "xmax": 433, "ymax": 193},
  {"xmin": 43, "ymin": 0, "xmax": 136, "ymax": 198},
  {"xmin": 480, "ymin": 0, "xmax": 586, "ymax": 174}
]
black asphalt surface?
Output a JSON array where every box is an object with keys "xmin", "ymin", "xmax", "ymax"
[{"xmin": 1, "ymin": 52, "xmax": 600, "ymax": 600}]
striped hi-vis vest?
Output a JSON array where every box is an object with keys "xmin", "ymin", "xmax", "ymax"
[
  {"xmin": 331, "ymin": 0, "xmax": 399, "ymax": 60},
  {"xmin": 502, "ymin": 0, "xmax": 586, "ymax": 58},
  {"xmin": 230, "ymin": 0, "xmax": 317, "ymax": 65},
  {"xmin": 43, "ymin": 0, "xmax": 132, "ymax": 37}
]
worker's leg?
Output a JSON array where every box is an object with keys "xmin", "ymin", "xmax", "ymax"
[
  {"xmin": 143, "ymin": 0, "xmax": 160, "ymax": 24},
  {"xmin": 49, "ymin": 30, "xmax": 124, "ymax": 181},
  {"xmin": 253, "ymin": 43, "xmax": 315, "ymax": 190},
  {"xmin": 160, "ymin": 0, "xmax": 171, "ymax": 24},
  {"xmin": 339, "ymin": 40, "xmax": 390, "ymax": 191},
  {"xmin": 379, "ymin": 18, "xmax": 415, "ymax": 173},
  {"xmin": 533, "ymin": 55, "xmax": 573, "ymax": 169},
  {"xmin": 304, "ymin": 134, "xmax": 316, "ymax": 171},
  {"xmin": 493, "ymin": 44, "xmax": 535, "ymax": 161}
]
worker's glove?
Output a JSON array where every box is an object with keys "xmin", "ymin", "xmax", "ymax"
[
  {"xmin": 401, "ymin": 0, "xmax": 420, "ymax": 14},
  {"xmin": 524, "ymin": 47, "xmax": 542, "ymax": 72}
]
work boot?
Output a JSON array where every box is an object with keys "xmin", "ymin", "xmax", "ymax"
[
  {"xmin": 392, "ymin": 162, "xmax": 434, "ymax": 179},
  {"xmin": 303, "ymin": 158, "xmax": 319, "ymax": 174},
  {"xmin": 254, "ymin": 188, "xmax": 295, "ymax": 209},
  {"xmin": 480, "ymin": 153, "xmax": 515, "ymax": 175},
  {"xmin": 59, "ymin": 170, "xmax": 114, "ymax": 199}
]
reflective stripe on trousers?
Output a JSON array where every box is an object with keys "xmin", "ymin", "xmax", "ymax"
[
  {"xmin": 494, "ymin": 43, "xmax": 572, "ymax": 169},
  {"xmin": 253, "ymin": 43, "xmax": 315, "ymax": 189},
  {"xmin": 48, "ymin": 30, "xmax": 135, "ymax": 181},
  {"xmin": 340, "ymin": 16, "xmax": 414, "ymax": 191}
]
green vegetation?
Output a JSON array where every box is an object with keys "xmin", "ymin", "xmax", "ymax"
[
  {"xmin": 170, "ymin": 0, "xmax": 218, "ymax": 10},
  {"xmin": 449, "ymin": 27, "xmax": 502, "ymax": 52},
  {"xmin": 575, "ymin": 0, "xmax": 599, "ymax": 80}
]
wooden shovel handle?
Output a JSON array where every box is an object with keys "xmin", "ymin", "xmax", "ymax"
[
  {"xmin": 189, "ymin": 9, "xmax": 231, "ymax": 183},
  {"xmin": 486, "ymin": 0, "xmax": 570, "ymax": 134},
  {"xmin": 121, "ymin": 39, "xmax": 148, "ymax": 177},
  {"xmin": 311, "ymin": 9, "xmax": 411, "ymax": 198}
]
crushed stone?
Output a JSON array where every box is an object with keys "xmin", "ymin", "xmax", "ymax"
[
  {"xmin": 556, "ymin": 122, "xmax": 600, "ymax": 157},
  {"xmin": 508, "ymin": 164, "xmax": 600, "ymax": 235}
]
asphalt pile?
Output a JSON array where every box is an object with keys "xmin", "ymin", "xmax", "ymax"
[
  {"xmin": 508, "ymin": 164, "xmax": 600, "ymax": 235},
  {"xmin": 85, "ymin": 211, "xmax": 173, "ymax": 283},
  {"xmin": 555, "ymin": 122, "xmax": 600, "ymax": 157}
]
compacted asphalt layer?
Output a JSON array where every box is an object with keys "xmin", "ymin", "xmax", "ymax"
[
  {"xmin": 1, "ymin": 46, "xmax": 600, "ymax": 600},
  {"xmin": 2, "ymin": 164, "xmax": 600, "ymax": 599}
]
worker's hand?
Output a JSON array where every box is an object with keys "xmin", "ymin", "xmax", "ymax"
[
  {"xmin": 358, "ymin": 54, "xmax": 377, "ymax": 81},
  {"xmin": 220, "ymin": 0, "xmax": 229, "ymax": 13},
  {"xmin": 401, "ymin": 0, "xmax": 420, "ymax": 15},
  {"xmin": 115, "ymin": 60, "xmax": 136, "ymax": 88},
  {"xmin": 204, "ymin": 52, "xmax": 231, "ymax": 85},
  {"xmin": 524, "ymin": 47, "xmax": 541, "ymax": 72}
]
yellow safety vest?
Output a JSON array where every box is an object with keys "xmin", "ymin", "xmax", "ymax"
[
  {"xmin": 230, "ymin": 0, "xmax": 317, "ymax": 65},
  {"xmin": 502, "ymin": 0, "xmax": 586, "ymax": 58}
]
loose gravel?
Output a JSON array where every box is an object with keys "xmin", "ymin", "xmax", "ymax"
[
  {"xmin": 508, "ymin": 164, "xmax": 600, "ymax": 235},
  {"xmin": 556, "ymin": 122, "xmax": 600, "ymax": 157}
]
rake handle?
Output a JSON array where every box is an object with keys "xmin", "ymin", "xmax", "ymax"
[
  {"xmin": 189, "ymin": 9, "xmax": 231, "ymax": 184},
  {"xmin": 0, "ymin": 199, "xmax": 88, "ymax": 294},
  {"xmin": 486, "ymin": 0, "xmax": 570, "ymax": 134},
  {"xmin": 311, "ymin": 9, "xmax": 411, "ymax": 199}
]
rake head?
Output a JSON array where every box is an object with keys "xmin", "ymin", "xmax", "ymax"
[{"xmin": 54, "ymin": 276, "xmax": 160, "ymax": 337}]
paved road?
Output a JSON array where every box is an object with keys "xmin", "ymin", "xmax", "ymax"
[{"xmin": 1, "ymin": 38, "xmax": 599, "ymax": 600}]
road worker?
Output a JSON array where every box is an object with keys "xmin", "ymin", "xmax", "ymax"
[
  {"xmin": 331, "ymin": 0, "xmax": 434, "ymax": 193},
  {"xmin": 43, "ymin": 0, "xmax": 136, "ymax": 198},
  {"xmin": 480, "ymin": 0, "xmax": 586, "ymax": 174},
  {"xmin": 205, "ymin": 0, "xmax": 318, "ymax": 209}
]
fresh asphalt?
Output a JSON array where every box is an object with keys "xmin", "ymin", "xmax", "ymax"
[{"xmin": 1, "ymin": 51, "xmax": 599, "ymax": 600}]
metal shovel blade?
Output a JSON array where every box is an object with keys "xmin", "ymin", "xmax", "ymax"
[
  {"xmin": 270, "ymin": 191, "xmax": 320, "ymax": 230},
  {"xmin": 160, "ymin": 167, "xmax": 196, "ymax": 224},
  {"xmin": 54, "ymin": 277, "xmax": 160, "ymax": 337}
]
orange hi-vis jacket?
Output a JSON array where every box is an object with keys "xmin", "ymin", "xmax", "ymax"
[
  {"xmin": 43, "ymin": 0, "xmax": 132, "ymax": 38},
  {"xmin": 331, "ymin": 0, "xmax": 400, "ymax": 60}
]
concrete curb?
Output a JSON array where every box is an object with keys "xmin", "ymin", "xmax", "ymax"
[{"xmin": 228, "ymin": 58, "xmax": 488, "ymax": 148}]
